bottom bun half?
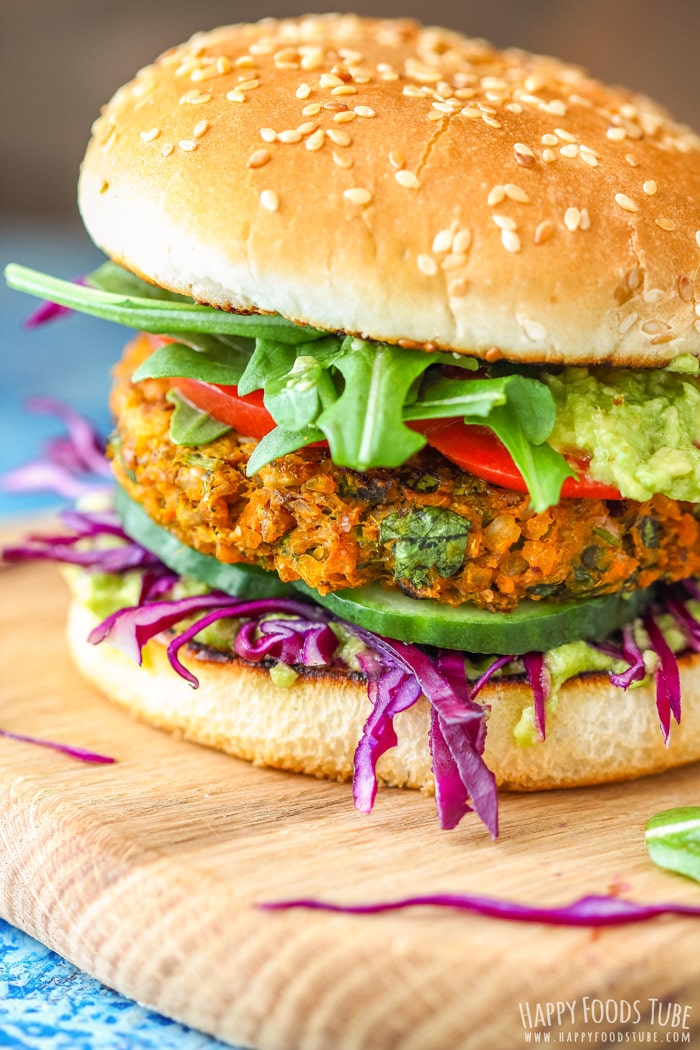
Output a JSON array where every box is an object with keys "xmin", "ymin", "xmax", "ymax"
[{"xmin": 67, "ymin": 600, "xmax": 700, "ymax": 792}]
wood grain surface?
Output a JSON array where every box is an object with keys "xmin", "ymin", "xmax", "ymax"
[{"xmin": 2, "ymin": 555, "xmax": 700, "ymax": 1050}]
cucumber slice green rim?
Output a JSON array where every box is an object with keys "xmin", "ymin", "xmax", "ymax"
[
  {"xmin": 114, "ymin": 485, "xmax": 296, "ymax": 600},
  {"xmin": 291, "ymin": 579, "xmax": 652, "ymax": 655}
]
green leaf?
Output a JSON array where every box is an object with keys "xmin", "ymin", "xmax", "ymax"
[
  {"xmin": 379, "ymin": 507, "xmax": 470, "ymax": 586},
  {"xmin": 467, "ymin": 404, "xmax": 574, "ymax": 513},
  {"xmin": 165, "ymin": 389, "xmax": 232, "ymax": 446},
  {"xmin": 246, "ymin": 424, "xmax": 324, "ymax": 475},
  {"xmin": 316, "ymin": 339, "xmax": 433, "ymax": 469},
  {"xmin": 87, "ymin": 261, "xmax": 192, "ymax": 302},
  {"xmin": 645, "ymin": 807, "xmax": 700, "ymax": 883},
  {"xmin": 132, "ymin": 336, "xmax": 253, "ymax": 385},
  {"xmin": 4, "ymin": 264, "xmax": 327, "ymax": 343}
]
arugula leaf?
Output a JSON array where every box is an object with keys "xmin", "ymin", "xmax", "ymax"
[
  {"xmin": 87, "ymin": 261, "xmax": 192, "ymax": 302},
  {"xmin": 132, "ymin": 336, "xmax": 253, "ymax": 385},
  {"xmin": 646, "ymin": 807, "xmax": 700, "ymax": 883},
  {"xmin": 165, "ymin": 389, "xmax": 232, "ymax": 446},
  {"xmin": 380, "ymin": 508, "xmax": 470, "ymax": 586},
  {"xmin": 316, "ymin": 339, "xmax": 434, "ymax": 469},
  {"xmin": 466, "ymin": 405, "xmax": 574, "ymax": 514},
  {"xmin": 5, "ymin": 264, "xmax": 327, "ymax": 344},
  {"xmin": 246, "ymin": 424, "xmax": 324, "ymax": 474}
]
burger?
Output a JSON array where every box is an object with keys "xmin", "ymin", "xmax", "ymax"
[{"xmin": 6, "ymin": 14, "xmax": 700, "ymax": 836}]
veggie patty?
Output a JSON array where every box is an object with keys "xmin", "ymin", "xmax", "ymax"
[{"xmin": 111, "ymin": 335, "xmax": 700, "ymax": 613}]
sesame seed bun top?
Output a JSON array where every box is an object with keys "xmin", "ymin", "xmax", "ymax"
[{"xmin": 78, "ymin": 14, "xmax": 700, "ymax": 365}]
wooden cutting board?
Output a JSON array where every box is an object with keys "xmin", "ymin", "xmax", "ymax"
[{"xmin": 2, "ymin": 554, "xmax": 700, "ymax": 1050}]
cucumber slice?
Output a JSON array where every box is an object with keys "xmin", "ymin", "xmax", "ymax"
[
  {"xmin": 114, "ymin": 485, "xmax": 296, "ymax": 599},
  {"xmin": 291, "ymin": 580, "xmax": 651, "ymax": 655}
]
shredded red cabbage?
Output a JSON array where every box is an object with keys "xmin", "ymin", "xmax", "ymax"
[
  {"xmin": 234, "ymin": 618, "xmax": 339, "ymax": 667},
  {"xmin": 24, "ymin": 278, "xmax": 85, "ymax": 330},
  {"xmin": 0, "ymin": 727, "xmax": 114, "ymax": 764},
  {"xmin": 1, "ymin": 398, "xmax": 111, "ymax": 500},
  {"xmin": 523, "ymin": 651, "xmax": 550, "ymax": 741},
  {"xmin": 259, "ymin": 892, "xmax": 700, "ymax": 927},
  {"xmin": 643, "ymin": 613, "xmax": 682, "ymax": 745}
]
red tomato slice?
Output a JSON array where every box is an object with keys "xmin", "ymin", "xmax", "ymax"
[
  {"xmin": 168, "ymin": 374, "xmax": 621, "ymax": 499},
  {"xmin": 171, "ymin": 378, "xmax": 277, "ymax": 440},
  {"xmin": 409, "ymin": 418, "xmax": 622, "ymax": 500}
]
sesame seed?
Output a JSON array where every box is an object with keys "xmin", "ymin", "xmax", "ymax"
[
  {"xmin": 395, "ymin": 170, "xmax": 420, "ymax": 189},
  {"xmin": 332, "ymin": 84, "xmax": 358, "ymax": 96},
  {"xmin": 237, "ymin": 78, "xmax": 260, "ymax": 91},
  {"xmin": 323, "ymin": 100, "xmax": 348, "ymax": 112},
  {"xmin": 442, "ymin": 253, "xmax": 467, "ymax": 271},
  {"xmin": 617, "ymin": 311, "xmax": 638, "ymax": 335},
  {"xmin": 432, "ymin": 229, "xmax": 454, "ymax": 253},
  {"xmin": 217, "ymin": 57, "xmax": 231, "ymax": 75},
  {"xmin": 679, "ymin": 276, "xmax": 693, "ymax": 301},
  {"xmin": 504, "ymin": 183, "xmax": 530, "ymax": 203},
  {"xmin": 332, "ymin": 150, "xmax": 352, "ymax": 169},
  {"xmin": 541, "ymin": 133, "xmax": 558, "ymax": 146},
  {"xmin": 606, "ymin": 126, "xmax": 627, "ymax": 141},
  {"xmin": 235, "ymin": 56, "xmax": 256, "ymax": 68},
  {"xmin": 305, "ymin": 128, "xmax": 325, "ymax": 151},
  {"xmin": 278, "ymin": 130, "xmax": 302, "ymax": 144},
  {"xmin": 449, "ymin": 278, "xmax": 469, "ymax": 298},
  {"xmin": 180, "ymin": 91, "xmax": 212, "ymax": 105},
  {"xmin": 492, "ymin": 214, "xmax": 517, "ymax": 231},
  {"xmin": 615, "ymin": 193, "xmax": 639, "ymax": 213},
  {"xmin": 193, "ymin": 120, "xmax": 209, "ymax": 139},
  {"xmin": 354, "ymin": 105, "xmax": 376, "ymax": 118},
  {"xmin": 302, "ymin": 102, "xmax": 322, "ymax": 116},
  {"xmin": 297, "ymin": 83, "xmax": 312, "ymax": 100},
  {"xmin": 327, "ymin": 128, "xmax": 351, "ymax": 147},
  {"xmin": 643, "ymin": 180, "xmax": 658, "ymax": 195},
  {"xmin": 320, "ymin": 73, "xmax": 344, "ymax": 89},
  {"xmin": 522, "ymin": 319, "xmax": 548, "ymax": 342},
  {"xmin": 417, "ymin": 254, "xmax": 438, "ymax": 276},
  {"xmin": 140, "ymin": 128, "xmax": 161, "ymax": 142},
  {"xmin": 507, "ymin": 103, "xmax": 523, "ymax": 114},
  {"xmin": 656, "ymin": 216, "xmax": 676, "ymax": 231},
  {"xmin": 580, "ymin": 208, "xmax": 591, "ymax": 231},
  {"xmin": 388, "ymin": 150, "xmax": 405, "ymax": 170},
  {"xmin": 487, "ymin": 185, "xmax": 505, "ymax": 206},
  {"xmin": 627, "ymin": 266, "xmax": 642, "ymax": 291},
  {"xmin": 695, "ymin": 231, "xmax": 700, "ymax": 249},
  {"xmin": 334, "ymin": 111, "xmax": 356, "ymax": 123},
  {"xmin": 460, "ymin": 106, "xmax": 480, "ymax": 119},
  {"xmin": 226, "ymin": 90, "xmax": 246, "ymax": 103},
  {"xmin": 625, "ymin": 154, "xmax": 639, "ymax": 167},
  {"xmin": 555, "ymin": 128, "xmax": 576, "ymax": 143},
  {"xmin": 579, "ymin": 150, "xmax": 598, "ymax": 168},
  {"xmin": 453, "ymin": 229, "xmax": 472, "ymax": 253},
  {"xmin": 260, "ymin": 189, "xmax": 279, "ymax": 212},
  {"xmin": 260, "ymin": 128, "xmax": 277, "ymax": 143},
  {"xmin": 178, "ymin": 139, "xmax": 197, "ymax": 152},
  {"xmin": 482, "ymin": 114, "xmax": 502, "ymax": 129},
  {"xmin": 542, "ymin": 148, "xmax": 556, "ymax": 164},
  {"xmin": 534, "ymin": 220, "xmax": 555, "ymax": 245},
  {"xmin": 300, "ymin": 49, "xmax": 324, "ymax": 72},
  {"xmin": 560, "ymin": 144, "xmax": 579, "ymax": 159},
  {"xmin": 344, "ymin": 187, "xmax": 372, "ymax": 205},
  {"xmin": 564, "ymin": 207, "xmax": 582, "ymax": 231},
  {"xmin": 297, "ymin": 121, "xmax": 319, "ymax": 136},
  {"xmin": 641, "ymin": 320, "xmax": 670, "ymax": 335},
  {"xmin": 247, "ymin": 148, "xmax": 271, "ymax": 168},
  {"xmin": 501, "ymin": 229, "xmax": 521, "ymax": 253},
  {"xmin": 161, "ymin": 143, "xmax": 174, "ymax": 157},
  {"xmin": 643, "ymin": 289, "xmax": 664, "ymax": 304},
  {"xmin": 514, "ymin": 142, "xmax": 535, "ymax": 158}
]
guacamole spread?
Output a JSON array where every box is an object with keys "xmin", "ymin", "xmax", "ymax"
[{"xmin": 546, "ymin": 367, "xmax": 700, "ymax": 502}]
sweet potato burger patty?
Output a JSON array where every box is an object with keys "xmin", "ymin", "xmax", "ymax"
[{"xmin": 110, "ymin": 338, "xmax": 700, "ymax": 613}]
